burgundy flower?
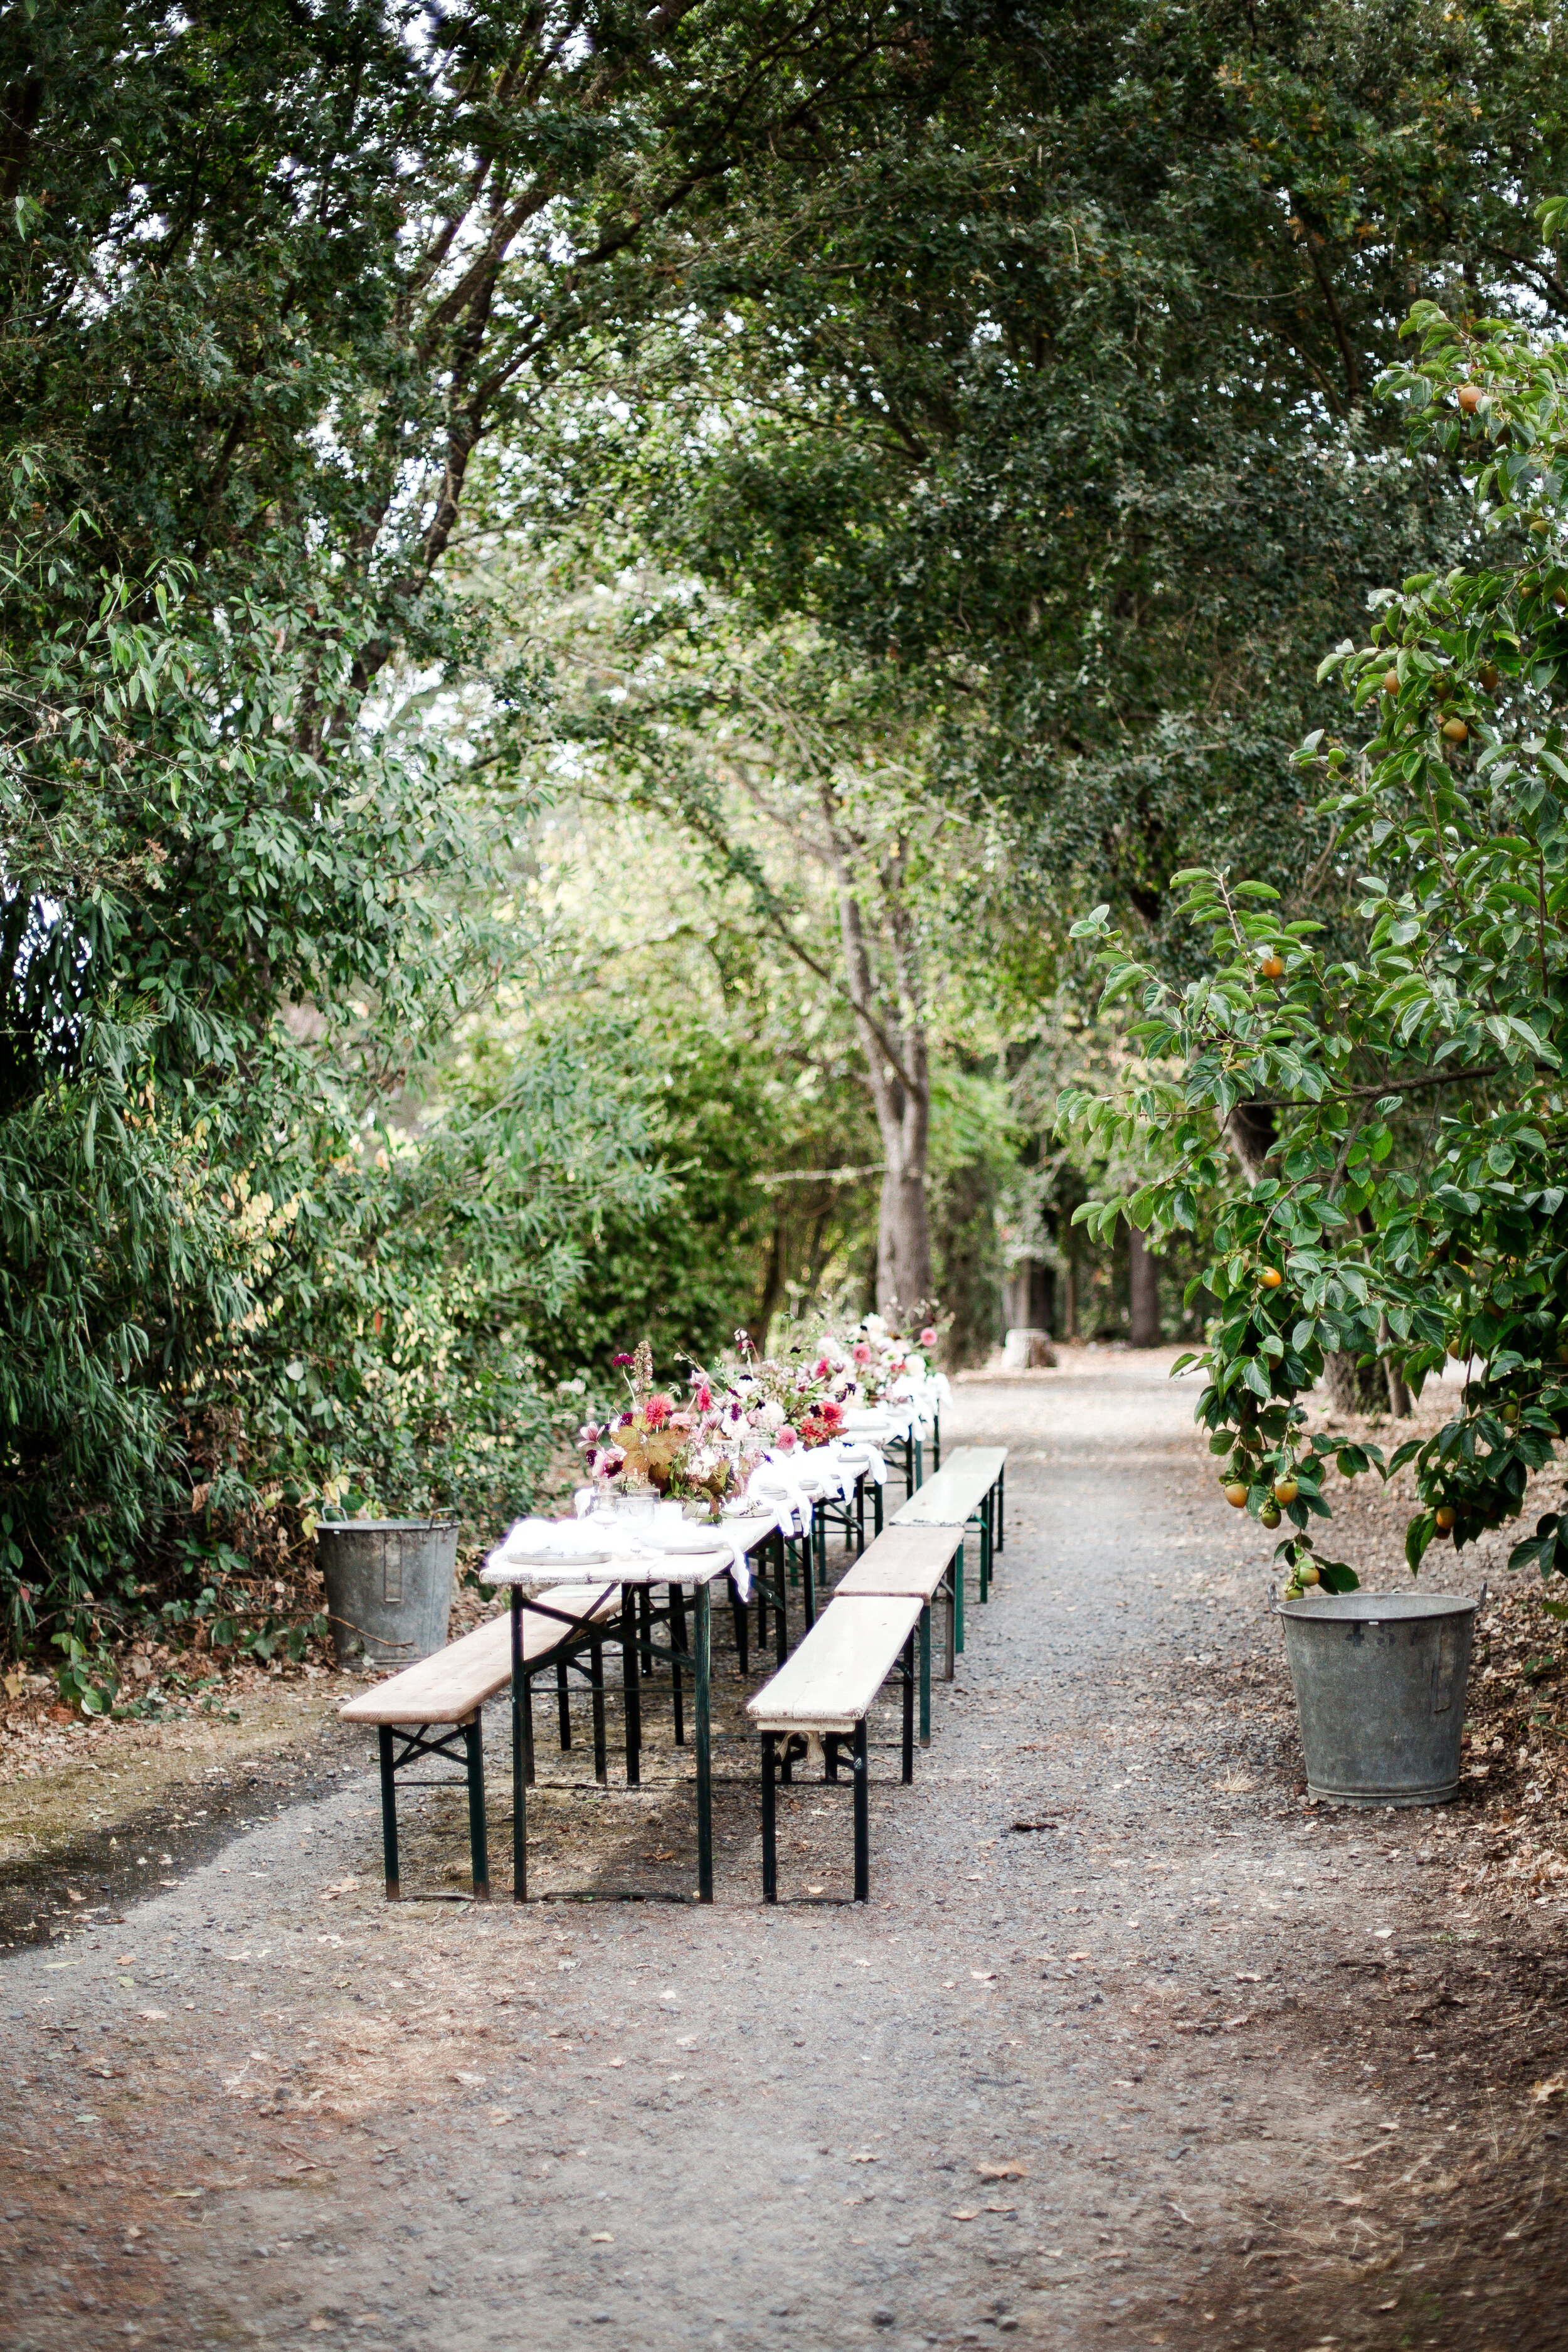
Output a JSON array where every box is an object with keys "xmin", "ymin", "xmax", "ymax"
[
  {"xmin": 820, "ymin": 1400, "xmax": 844, "ymax": 1426},
  {"xmin": 612, "ymin": 1352, "xmax": 635, "ymax": 1367}
]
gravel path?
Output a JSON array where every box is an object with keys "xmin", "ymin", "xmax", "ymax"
[{"xmin": 1, "ymin": 1355, "xmax": 1563, "ymax": 2351}]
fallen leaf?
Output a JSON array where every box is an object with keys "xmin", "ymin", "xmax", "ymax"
[
  {"xmin": 452, "ymin": 2071, "xmax": 486, "ymax": 2088},
  {"xmin": 65, "ymin": 1888, "xmax": 85, "ymax": 1905},
  {"xmin": 951, "ymin": 2209, "xmax": 978, "ymax": 2222},
  {"xmin": 607, "ymin": 2057, "xmax": 625, "ymax": 2069},
  {"xmin": 1234, "ymin": 1972, "xmax": 1261, "ymax": 1984},
  {"xmin": 1066, "ymin": 1951, "xmax": 1091, "ymax": 1962},
  {"xmin": 1532, "ymin": 2075, "xmax": 1565, "ymax": 2104},
  {"xmin": 984, "ymin": 2201, "xmax": 1017, "ymax": 2215},
  {"xmin": 1222, "ymin": 2013, "xmax": 1252, "ymax": 2030},
  {"xmin": 308, "ymin": 2321, "xmax": 330, "ymax": 2333},
  {"xmin": 320, "ymin": 1878, "xmax": 359, "ymax": 1899},
  {"xmin": 1375, "ymin": 2299, "xmax": 1398, "ymax": 2312},
  {"xmin": 139, "ymin": 2008, "xmax": 168, "ymax": 2022},
  {"xmin": 977, "ymin": 2160, "xmax": 1028, "ymax": 2180},
  {"xmin": 970, "ymin": 1969, "xmax": 997, "ymax": 1983},
  {"xmin": 485, "ymin": 2109, "xmax": 513, "ymax": 2125},
  {"xmin": 115, "ymin": 1954, "xmax": 137, "ymax": 1966},
  {"xmin": 849, "ymin": 2152, "xmax": 879, "ymax": 2164},
  {"xmin": 807, "ymin": 1885, "xmax": 824, "ymax": 1895},
  {"xmin": 589, "ymin": 2231, "xmax": 613, "ymax": 2243}
]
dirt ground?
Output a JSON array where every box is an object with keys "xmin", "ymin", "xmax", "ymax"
[{"xmin": 1, "ymin": 1351, "xmax": 1565, "ymax": 2352}]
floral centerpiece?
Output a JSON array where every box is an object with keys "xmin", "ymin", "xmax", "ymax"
[
  {"xmin": 803, "ymin": 1309, "xmax": 941, "ymax": 1407},
  {"xmin": 580, "ymin": 1340, "xmax": 766, "ymax": 1514}
]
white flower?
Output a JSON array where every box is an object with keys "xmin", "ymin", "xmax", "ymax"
[{"xmin": 760, "ymin": 1399, "xmax": 786, "ymax": 1431}]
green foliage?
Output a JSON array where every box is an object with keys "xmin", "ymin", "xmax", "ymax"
[
  {"xmin": 524, "ymin": 1027, "xmax": 773, "ymax": 1384},
  {"xmin": 1064, "ymin": 257, "xmax": 1568, "ymax": 1589}
]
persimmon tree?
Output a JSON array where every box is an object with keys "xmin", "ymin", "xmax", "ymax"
[{"xmin": 1065, "ymin": 240, "xmax": 1568, "ymax": 1605}]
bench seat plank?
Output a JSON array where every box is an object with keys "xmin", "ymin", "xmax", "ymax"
[
  {"xmin": 339, "ymin": 1585, "xmax": 618, "ymax": 1726},
  {"xmin": 831, "ymin": 1525, "xmax": 960, "ymax": 1601},
  {"xmin": 746, "ymin": 1593, "xmax": 923, "ymax": 1732},
  {"xmin": 891, "ymin": 1444, "xmax": 1006, "ymax": 1527}
]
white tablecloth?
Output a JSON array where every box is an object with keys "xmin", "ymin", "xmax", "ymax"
[{"xmin": 482, "ymin": 1512, "xmax": 778, "ymax": 1601}]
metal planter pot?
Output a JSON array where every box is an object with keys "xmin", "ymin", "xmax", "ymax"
[
  {"xmin": 316, "ymin": 1518, "xmax": 459, "ymax": 1670},
  {"xmin": 1276, "ymin": 1590, "xmax": 1478, "ymax": 1807}
]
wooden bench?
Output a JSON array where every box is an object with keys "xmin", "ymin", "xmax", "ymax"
[
  {"xmin": 891, "ymin": 1444, "xmax": 1007, "ymax": 1635},
  {"xmin": 832, "ymin": 1523, "xmax": 965, "ymax": 1736},
  {"xmin": 747, "ymin": 1567, "xmax": 933, "ymax": 1904},
  {"xmin": 339, "ymin": 1584, "xmax": 618, "ymax": 1900}
]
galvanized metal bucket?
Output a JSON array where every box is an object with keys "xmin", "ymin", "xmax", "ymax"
[
  {"xmin": 1276, "ymin": 1589, "xmax": 1478, "ymax": 1807},
  {"xmin": 315, "ymin": 1518, "xmax": 459, "ymax": 1670}
]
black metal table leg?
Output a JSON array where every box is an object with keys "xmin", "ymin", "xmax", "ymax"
[
  {"xmin": 670, "ymin": 1582, "xmax": 686, "ymax": 1746},
  {"xmin": 464, "ymin": 1712, "xmax": 490, "ymax": 1900},
  {"xmin": 377, "ymin": 1725, "xmax": 400, "ymax": 1900},
  {"xmin": 621, "ymin": 1590, "xmax": 641, "ymax": 1788},
  {"xmin": 803, "ymin": 1510, "xmax": 817, "ymax": 1628},
  {"xmin": 874, "ymin": 1479, "xmax": 884, "ymax": 1536},
  {"xmin": 522, "ymin": 1666, "xmax": 536, "ymax": 1785},
  {"xmin": 510, "ymin": 1594, "xmax": 525, "ymax": 1900},
  {"xmin": 919, "ymin": 1602, "xmax": 931, "ymax": 1744},
  {"xmin": 731, "ymin": 1577, "xmax": 750, "ymax": 1677},
  {"xmin": 590, "ymin": 1637, "xmax": 607, "ymax": 1786},
  {"xmin": 901, "ymin": 1631, "xmax": 914, "ymax": 1784},
  {"xmin": 639, "ymin": 1584, "xmax": 653, "ymax": 1676},
  {"xmin": 761, "ymin": 1730, "xmax": 778, "ymax": 1902},
  {"xmin": 695, "ymin": 1581, "xmax": 713, "ymax": 1904},
  {"xmin": 556, "ymin": 1658, "xmax": 572, "ymax": 1750},
  {"xmin": 852, "ymin": 1717, "xmax": 869, "ymax": 1902},
  {"xmin": 997, "ymin": 1465, "xmax": 1005, "ymax": 1552}
]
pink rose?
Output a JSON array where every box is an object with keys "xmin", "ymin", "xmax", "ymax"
[
  {"xmin": 774, "ymin": 1426, "xmax": 798, "ymax": 1451},
  {"xmin": 852, "ymin": 1341, "xmax": 872, "ymax": 1365},
  {"xmin": 919, "ymin": 1326, "xmax": 937, "ymax": 1347}
]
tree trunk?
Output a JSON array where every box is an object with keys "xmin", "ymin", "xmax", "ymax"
[
  {"xmin": 825, "ymin": 804, "xmax": 932, "ymax": 1318},
  {"xmin": 1128, "ymin": 1225, "xmax": 1161, "ymax": 1347},
  {"xmin": 748, "ymin": 1213, "xmax": 787, "ymax": 1357},
  {"xmin": 877, "ymin": 1152, "xmax": 932, "ymax": 1315}
]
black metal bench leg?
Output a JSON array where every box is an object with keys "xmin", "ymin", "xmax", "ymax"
[
  {"xmin": 670, "ymin": 1582, "xmax": 686, "ymax": 1746},
  {"xmin": 902, "ymin": 1631, "xmax": 914, "ymax": 1784},
  {"xmin": 639, "ymin": 1585, "xmax": 653, "ymax": 1676},
  {"xmin": 522, "ymin": 1668, "xmax": 536, "ymax": 1786},
  {"xmin": 761, "ymin": 1730, "xmax": 778, "ymax": 1902},
  {"xmin": 464, "ymin": 1712, "xmax": 490, "ymax": 1900},
  {"xmin": 852, "ymin": 1717, "xmax": 869, "ymax": 1902},
  {"xmin": 731, "ymin": 1578, "xmax": 750, "ymax": 1677},
  {"xmin": 804, "ymin": 1508, "xmax": 818, "ymax": 1626},
  {"xmin": 856, "ymin": 1479, "xmax": 865, "ymax": 1555},
  {"xmin": 377, "ymin": 1725, "xmax": 400, "ymax": 1900},
  {"xmin": 590, "ymin": 1637, "xmax": 607, "ymax": 1786},
  {"xmin": 510, "ymin": 1594, "xmax": 526, "ymax": 1901},
  {"xmin": 824, "ymin": 1734, "xmax": 839, "ymax": 1784},
  {"xmin": 919, "ymin": 1602, "xmax": 931, "ymax": 1745},
  {"xmin": 556, "ymin": 1659, "xmax": 572, "ymax": 1750},
  {"xmin": 621, "ymin": 1591, "xmax": 641, "ymax": 1788},
  {"xmin": 997, "ymin": 1466, "xmax": 1005, "ymax": 1552},
  {"xmin": 695, "ymin": 1582, "xmax": 713, "ymax": 1904}
]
